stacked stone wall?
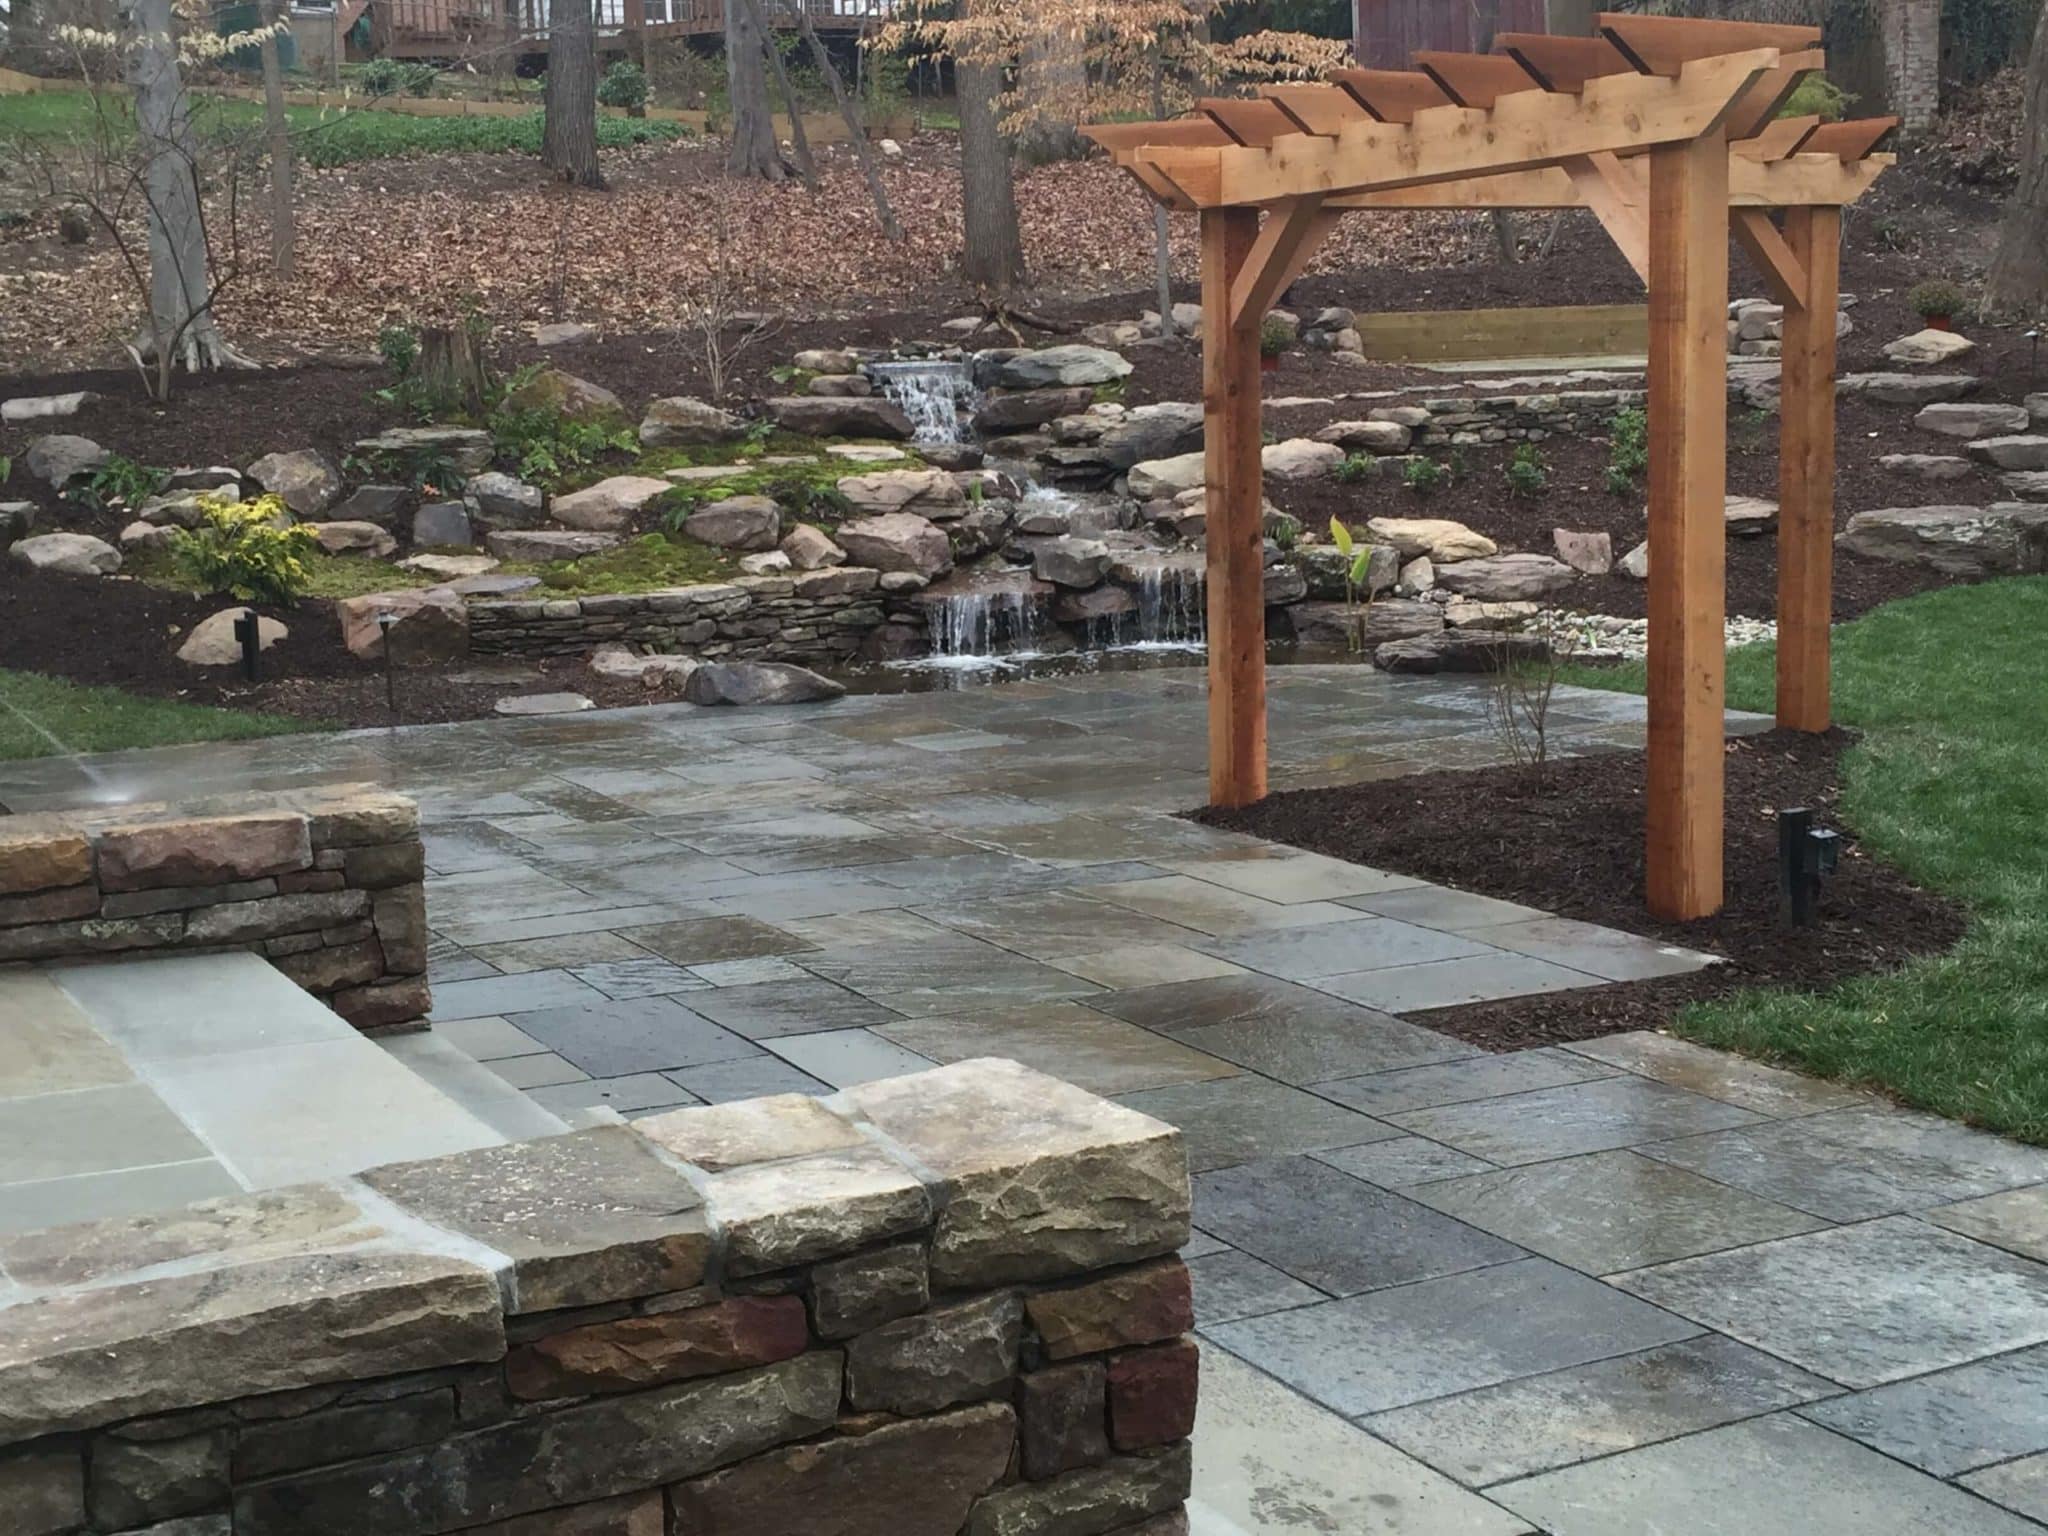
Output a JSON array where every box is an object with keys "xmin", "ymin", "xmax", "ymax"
[
  {"xmin": 0, "ymin": 1060, "xmax": 1196, "ymax": 1536},
  {"xmin": 0, "ymin": 786, "xmax": 428, "ymax": 1031}
]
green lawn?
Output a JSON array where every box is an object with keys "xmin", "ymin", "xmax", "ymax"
[
  {"xmin": 0, "ymin": 668, "xmax": 316, "ymax": 761},
  {"xmin": 0, "ymin": 91, "xmax": 684, "ymax": 167},
  {"xmin": 1561, "ymin": 578, "xmax": 2048, "ymax": 1142}
]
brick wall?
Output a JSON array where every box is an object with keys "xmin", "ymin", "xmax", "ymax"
[
  {"xmin": 0, "ymin": 1060, "xmax": 1198, "ymax": 1536},
  {"xmin": 1883, "ymin": 0, "xmax": 1941, "ymax": 133},
  {"xmin": 0, "ymin": 785, "xmax": 429, "ymax": 1031}
]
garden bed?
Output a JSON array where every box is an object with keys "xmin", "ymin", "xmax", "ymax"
[{"xmin": 1190, "ymin": 726, "xmax": 1969, "ymax": 1051}]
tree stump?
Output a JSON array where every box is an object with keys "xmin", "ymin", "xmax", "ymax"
[{"xmin": 418, "ymin": 326, "xmax": 491, "ymax": 416}]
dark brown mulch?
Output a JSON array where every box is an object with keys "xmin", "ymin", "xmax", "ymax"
[
  {"xmin": 1188, "ymin": 729, "xmax": 1969, "ymax": 1051},
  {"xmin": 0, "ymin": 569, "xmax": 671, "ymax": 730}
]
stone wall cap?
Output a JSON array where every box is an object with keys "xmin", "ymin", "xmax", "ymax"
[
  {"xmin": 707, "ymin": 1145, "xmax": 932, "ymax": 1277},
  {"xmin": 635, "ymin": 1094, "xmax": 866, "ymax": 1173},
  {"xmin": 357, "ymin": 1127, "xmax": 712, "ymax": 1315}
]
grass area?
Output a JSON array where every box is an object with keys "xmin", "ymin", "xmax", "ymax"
[
  {"xmin": 0, "ymin": 668, "xmax": 314, "ymax": 762},
  {"xmin": 502, "ymin": 532, "xmax": 739, "ymax": 597},
  {"xmin": 1560, "ymin": 579, "xmax": 2048, "ymax": 1141},
  {"xmin": 127, "ymin": 548, "xmax": 439, "ymax": 601},
  {"xmin": 0, "ymin": 91, "xmax": 684, "ymax": 167}
]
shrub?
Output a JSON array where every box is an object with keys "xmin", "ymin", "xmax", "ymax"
[
  {"xmin": 489, "ymin": 403, "xmax": 638, "ymax": 487},
  {"xmin": 1334, "ymin": 452, "xmax": 1379, "ymax": 484},
  {"xmin": 1605, "ymin": 406, "xmax": 1648, "ymax": 495},
  {"xmin": 1909, "ymin": 279, "xmax": 1967, "ymax": 321},
  {"xmin": 597, "ymin": 60, "xmax": 650, "ymax": 112},
  {"xmin": 1777, "ymin": 73, "xmax": 1854, "ymax": 123},
  {"xmin": 1402, "ymin": 458, "xmax": 1445, "ymax": 496},
  {"xmin": 1259, "ymin": 314, "xmax": 1294, "ymax": 357},
  {"xmin": 1267, "ymin": 512, "xmax": 1301, "ymax": 551},
  {"xmin": 1505, "ymin": 443, "xmax": 1548, "ymax": 499},
  {"xmin": 400, "ymin": 63, "xmax": 439, "ymax": 98},
  {"xmin": 76, "ymin": 454, "xmax": 168, "ymax": 512},
  {"xmin": 358, "ymin": 58, "xmax": 403, "ymax": 97},
  {"xmin": 171, "ymin": 496, "xmax": 318, "ymax": 605}
]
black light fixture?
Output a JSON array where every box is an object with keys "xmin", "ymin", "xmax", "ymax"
[
  {"xmin": 1779, "ymin": 806, "xmax": 1840, "ymax": 927},
  {"xmin": 2028, "ymin": 328, "xmax": 2042, "ymax": 383},
  {"xmin": 377, "ymin": 612, "xmax": 399, "ymax": 717},
  {"xmin": 233, "ymin": 609, "xmax": 262, "ymax": 683}
]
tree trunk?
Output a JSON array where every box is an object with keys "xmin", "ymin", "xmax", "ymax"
[
  {"xmin": 958, "ymin": 51, "xmax": 1023, "ymax": 294},
  {"xmin": 1017, "ymin": 30, "xmax": 1085, "ymax": 164},
  {"xmin": 725, "ymin": 0, "xmax": 783, "ymax": 179},
  {"xmin": 419, "ymin": 325, "xmax": 492, "ymax": 416},
  {"xmin": 126, "ymin": 0, "xmax": 253, "ymax": 390},
  {"xmin": 1986, "ymin": 6, "xmax": 2048, "ymax": 317},
  {"xmin": 259, "ymin": 0, "xmax": 295, "ymax": 279},
  {"xmin": 745, "ymin": 0, "xmax": 815, "ymax": 189},
  {"xmin": 541, "ymin": 0, "xmax": 604, "ymax": 189},
  {"xmin": 789, "ymin": 0, "xmax": 902, "ymax": 240},
  {"xmin": 1152, "ymin": 50, "xmax": 1173, "ymax": 337},
  {"xmin": 1470, "ymin": 0, "xmax": 1516, "ymax": 263}
]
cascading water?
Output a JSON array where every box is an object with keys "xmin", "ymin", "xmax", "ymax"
[
  {"xmin": 1134, "ymin": 562, "xmax": 1204, "ymax": 646},
  {"xmin": 866, "ymin": 360, "xmax": 980, "ymax": 446}
]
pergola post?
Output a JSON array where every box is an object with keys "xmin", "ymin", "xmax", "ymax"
[
  {"xmin": 1775, "ymin": 205, "xmax": 1841, "ymax": 732},
  {"xmin": 1202, "ymin": 206, "xmax": 1266, "ymax": 809},
  {"xmin": 1645, "ymin": 133, "xmax": 1730, "ymax": 921}
]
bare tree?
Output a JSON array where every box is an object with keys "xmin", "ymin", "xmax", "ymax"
[
  {"xmin": 542, "ymin": 0, "xmax": 604, "ymax": 189},
  {"xmin": 257, "ymin": 0, "xmax": 293, "ymax": 277},
  {"xmin": 676, "ymin": 202, "xmax": 777, "ymax": 402},
  {"xmin": 743, "ymin": 0, "xmax": 815, "ymax": 189},
  {"xmin": 785, "ymin": 0, "xmax": 902, "ymax": 240},
  {"xmin": 1986, "ymin": 6, "xmax": 2048, "ymax": 317},
  {"xmin": 725, "ymin": 0, "xmax": 783, "ymax": 179},
  {"xmin": 1471, "ymin": 0, "xmax": 1516, "ymax": 264},
  {"xmin": 958, "ymin": 43, "xmax": 1023, "ymax": 294}
]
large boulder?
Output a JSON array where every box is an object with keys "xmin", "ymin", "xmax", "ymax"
[
  {"xmin": 1033, "ymin": 537, "xmax": 1112, "ymax": 589},
  {"xmin": 1915, "ymin": 402, "xmax": 2031, "ymax": 440},
  {"xmin": 1292, "ymin": 598, "xmax": 1444, "ymax": 649},
  {"xmin": 990, "ymin": 346, "xmax": 1132, "ymax": 390},
  {"xmin": 973, "ymin": 388, "xmax": 1093, "ymax": 435},
  {"xmin": 549, "ymin": 475, "xmax": 673, "ymax": 532},
  {"xmin": 1969, "ymin": 435, "xmax": 2048, "ymax": 472},
  {"xmin": 1433, "ymin": 553, "xmax": 1578, "ymax": 602},
  {"xmin": 307, "ymin": 521, "xmax": 398, "ymax": 558},
  {"xmin": 683, "ymin": 495, "xmax": 781, "ymax": 551},
  {"xmin": 413, "ymin": 502, "xmax": 476, "ymax": 549},
  {"xmin": 535, "ymin": 321, "xmax": 598, "ymax": 347},
  {"xmin": 331, "ymin": 484, "xmax": 413, "ymax": 528},
  {"xmin": 486, "ymin": 529, "xmax": 620, "ymax": 562},
  {"xmin": 1263, "ymin": 564, "xmax": 1309, "ymax": 606},
  {"xmin": 177, "ymin": 609, "xmax": 286, "ymax": 667},
  {"xmin": 836, "ymin": 512, "xmax": 952, "ymax": 578},
  {"xmin": 794, "ymin": 348, "xmax": 861, "ymax": 375},
  {"xmin": 1081, "ymin": 402, "xmax": 1204, "ymax": 472},
  {"xmin": 1836, "ymin": 504, "xmax": 2048, "ymax": 577},
  {"xmin": 1261, "ymin": 439, "xmax": 1345, "ymax": 482},
  {"xmin": 1553, "ymin": 528, "xmax": 1613, "ymax": 575},
  {"xmin": 352, "ymin": 427, "xmax": 493, "ymax": 475},
  {"xmin": 136, "ymin": 490, "xmax": 227, "ymax": 529},
  {"xmin": 2005, "ymin": 471, "xmax": 2048, "ymax": 501},
  {"xmin": 119, "ymin": 520, "xmax": 179, "ymax": 555},
  {"xmin": 1365, "ymin": 516, "xmax": 1498, "ymax": 563},
  {"xmin": 502, "ymin": 367, "xmax": 625, "ymax": 423},
  {"xmin": 1882, "ymin": 328, "xmax": 1977, "ymax": 366},
  {"xmin": 809, "ymin": 374, "xmax": 872, "ymax": 398},
  {"xmin": 464, "ymin": 472, "xmax": 544, "ymax": 529},
  {"xmin": 1724, "ymin": 495, "xmax": 1779, "ymax": 535},
  {"xmin": 639, "ymin": 397, "xmax": 744, "ymax": 448},
  {"xmin": 838, "ymin": 469, "xmax": 967, "ymax": 520},
  {"xmin": 1374, "ymin": 630, "xmax": 1550, "ymax": 674},
  {"xmin": 0, "ymin": 502, "xmax": 34, "ymax": 552},
  {"xmin": 1880, "ymin": 454, "xmax": 1973, "ymax": 482},
  {"xmin": 248, "ymin": 449, "xmax": 343, "ymax": 517},
  {"xmin": 1127, "ymin": 453, "xmax": 1206, "ymax": 500},
  {"xmin": 683, "ymin": 661, "xmax": 846, "ymax": 707},
  {"xmin": 781, "ymin": 523, "xmax": 845, "ymax": 570},
  {"xmin": 766, "ymin": 397, "xmax": 915, "ymax": 441},
  {"xmin": 1313, "ymin": 420, "xmax": 1412, "ymax": 454},
  {"xmin": 336, "ymin": 589, "xmax": 470, "ymax": 665},
  {"xmin": 590, "ymin": 644, "xmax": 699, "ymax": 689},
  {"xmin": 24, "ymin": 434, "xmax": 108, "ymax": 490},
  {"xmin": 2, "ymin": 391, "xmax": 95, "ymax": 425},
  {"xmin": 8, "ymin": 532, "xmax": 120, "ymax": 576},
  {"xmin": 1291, "ymin": 543, "xmax": 1397, "ymax": 600}
]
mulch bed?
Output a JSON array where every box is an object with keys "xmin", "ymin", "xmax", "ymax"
[{"xmin": 1189, "ymin": 728, "xmax": 1969, "ymax": 1051}]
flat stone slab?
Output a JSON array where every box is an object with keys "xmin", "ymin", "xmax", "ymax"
[
  {"xmin": 873, "ymin": 1004, "xmax": 1240, "ymax": 1097},
  {"xmin": 495, "ymin": 692, "xmax": 596, "ymax": 716},
  {"xmin": 1408, "ymin": 1149, "xmax": 1826, "ymax": 1275},
  {"xmin": 1387, "ymin": 1075, "xmax": 1764, "ymax": 1167},
  {"xmin": 1196, "ymin": 915, "xmax": 1495, "ymax": 982},
  {"xmin": 1314, "ymin": 1047, "xmax": 1613, "ymax": 1117},
  {"xmin": 1493, "ymin": 1412, "xmax": 2046, "ymax": 1536},
  {"xmin": 1798, "ymin": 1342, "xmax": 2048, "ymax": 1477},
  {"xmin": 1185, "ymin": 1249, "xmax": 1325, "ymax": 1326},
  {"xmin": 1363, "ymin": 1334, "xmax": 1833, "ymax": 1487},
  {"xmin": 1312, "ymin": 1137, "xmax": 1498, "ymax": 1190},
  {"xmin": 1965, "ymin": 1454, "xmax": 2048, "ymax": 1525},
  {"xmin": 358, "ymin": 1126, "xmax": 711, "ymax": 1313},
  {"xmin": 1929, "ymin": 1186, "xmax": 2048, "ymax": 1263},
  {"xmin": 1115, "ymin": 1074, "xmax": 1398, "ymax": 1173},
  {"xmin": 1563, "ymin": 1030, "xmax": 1879, "ymax": 1118},
  {"xmin": 1206, "ymin": 1256, "xmax": 1699, "ymax": 1417},
  {"xmin": 1193, "ymin": 1155, "xmax": 1525, "ymax": 1296},
  {"xmin": 1615, "ymin": 1217, "xmax": 2048, "ymax": 1387}
]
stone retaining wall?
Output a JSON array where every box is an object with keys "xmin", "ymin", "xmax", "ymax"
[
  {"xmin": 1408, "ymin": 387, "xmax": 1649, "ymax": 447},
  {"xmin": 470, "ymin": 569, "xmax": 908, "ymax": 663},
  {"xmin": 0, "ymin": 1059, "xmax": 1197, "ymax": 1536},
  {"xmin": 0, "ymin": 785, "xmax": 428, "ymax": 1032}
]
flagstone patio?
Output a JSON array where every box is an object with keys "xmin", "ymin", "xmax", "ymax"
[{"xmin": 4, "ymin": 665, "xmax": 2046, "ymax": 1534}]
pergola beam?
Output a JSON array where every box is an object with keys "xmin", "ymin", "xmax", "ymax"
[
  {"xmin": 1132, "ymin": 48, "xmax": 1779, "ymax": 207},
  {"xmin": 1326, "ymin": 152, "xmax": 1891, "ymax": 211},
  {"xmin": 1777, "ymin": 206, "xmax": 1841, "ymax": 733},
  {"xmin": 1230, "ymin": 198, "xmax": 1334, "ymax": 330},
  {"xmin": 1565, "ymin": 152, "xmax": 1650, "ymax": 282}
]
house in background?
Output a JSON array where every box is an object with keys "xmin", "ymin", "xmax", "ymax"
[{"xmin": 1352, "ymin": 0, "xmax": 1596, "ymax": 67}]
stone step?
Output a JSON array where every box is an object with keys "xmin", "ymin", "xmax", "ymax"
[
  {"xmin": 377, "ymin": 1031, "xmax": 570, "ymax": 1143},
  {"xmin": 32, "ymin": 953, "xmax": 504, "ymax": 1206}
]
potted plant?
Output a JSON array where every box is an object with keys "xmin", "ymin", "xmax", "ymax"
[
  {"xmin": 1909, "ymin": 279, "xmax": 1966, "ymax": 333},
  {"xmin": 1258, "ymin": 315, "xmax": 1292, "ymax": 374}
]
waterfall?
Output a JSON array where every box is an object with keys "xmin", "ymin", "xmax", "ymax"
[
  {"xmin": 1132, "ymin": 562, "xmax": 1205, "ymax": 647},
  {"xmin": 867, "ymin": 361, "xmax": 979, "ymax": 446}
]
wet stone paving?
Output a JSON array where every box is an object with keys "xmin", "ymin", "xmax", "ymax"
[{"xmin": 5, "ymin": 665, "xmax": 2048, "ymax": 1534}]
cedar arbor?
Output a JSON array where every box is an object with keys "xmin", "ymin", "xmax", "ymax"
[{"xmin": 1083, "ymin": 13, "xmax": 1896, "ymax": 923}]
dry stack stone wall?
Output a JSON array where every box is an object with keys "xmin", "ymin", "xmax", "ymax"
[
  {"xmin": 0, "ymin": 1059, "xmax": 1197, "ymax": 1536},
  {"xmin": 0, "ymin": 785, "xmax": 429, "ymax": 1031}
]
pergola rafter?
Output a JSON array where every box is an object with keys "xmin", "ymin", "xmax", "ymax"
[{"xmin": 1082, "ymin": 13, "xmax": 1893, "ymax": 922}]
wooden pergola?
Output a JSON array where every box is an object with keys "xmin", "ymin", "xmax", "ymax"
[{"xmin": 1084, "ymin": 12, "xmax": 1895, "ymax": 921}]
